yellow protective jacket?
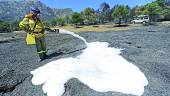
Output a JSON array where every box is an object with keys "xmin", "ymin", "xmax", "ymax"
[{"xmin": 19, "ymin": 13, "xmax": 45, "ymax": 38}]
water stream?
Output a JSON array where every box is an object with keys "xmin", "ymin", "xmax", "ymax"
[{"xmin": 59, "ymin": 29, "xmax": 88, "ymax": 45}]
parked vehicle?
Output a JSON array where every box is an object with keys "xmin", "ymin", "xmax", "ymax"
[{"xmin": 131, "ymin": 15, "xmax": 149, "ymax": 24}]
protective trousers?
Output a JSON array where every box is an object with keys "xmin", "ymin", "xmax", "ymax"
[{"xmin": 35, "ymin": 36, "xmax": 47, "ymax": 59}]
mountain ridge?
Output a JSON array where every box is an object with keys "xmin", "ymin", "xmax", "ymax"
[{"xmin": 0, "ymin": 0, "xmax": 73, "ymax": 21}]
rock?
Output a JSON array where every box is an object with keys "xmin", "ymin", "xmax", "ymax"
[
  {"xmin": 148, "ymin": 30, "xmax": 157, "ymax": 32},
  {"xmin": 125, "ymin": 42, "xmax": 132, "ymax": 45},
  {"xmin": 11, "ymin": 36, "xmax": 15, "ymax": 39},
  {"xmin": 137, "ymin": 46, "xmax": 142, "ymax": 48}
]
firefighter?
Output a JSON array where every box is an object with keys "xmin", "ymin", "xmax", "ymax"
[{"xmin": 19, "ymin": 6, "xmax": 47, "ymax": 61}]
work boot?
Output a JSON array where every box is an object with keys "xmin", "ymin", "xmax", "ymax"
[
  {"xmin": 38, "ymin": 53, "xmax": 45, "ymax": 62},
  {"xmin": 40, "ymin": 53, "xmax": 48, "ymax": 61},
  {"xmin": 44, "ymin": 53, "xmax": 48, "ymax": 58},
  {"xmin": 39, "ymin": 56, "xmax": 46, "ymax": 62},
  {"xmin": 39, "ymin": 58, "xmax": 44, "ymax": 62}
]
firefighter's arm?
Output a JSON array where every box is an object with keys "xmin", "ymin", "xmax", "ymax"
[
  {"xmin": 41, "ymin": 21, "xmax": 45, "ymax": 32},
  {"xmin": 19, "ymin": 17, "xmax": 29, "ymax": 32}
]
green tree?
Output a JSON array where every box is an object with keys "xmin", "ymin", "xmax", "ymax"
[
  {"xmin": 56, "ymin": 18, "xmax": 65, "ymax": 26},
  {"xmin": 145, "ymin": 2, "xmax": 162, "ymax": 23},
  {"xmin": 50, "ymin": 19, "xmax": 57, "ymax": 26},
  {"xmin": 130, "ymin": 0, "xmax": 170, "ymax": 22},
  {"xmin": 161, "ymin": 6, "xmax": 170, "ymax": 20},
  {"xmin": 49, "ymin": 18, "xmax": 65, "ymax": 26},
  {"xmin": 10, "ymin": 21, "xmax": 20, "ymax": 31},
  {"xmin": 133, "ymin": 6, "xmax": 147, "ymax": 16},
  {"xmin": 64, "ymin": 15, "xmax": 70, "ymax": 24},
  {"xmin": 112, "ymin": 5, "xmax": 129, "ymax": 26},
  {"xmin": 160, "ymin": 0, "xmax": 170, "ymax": 20},
  {"xmin": 84, "ymin": 7, "xmax": 94, "ymax": 20},
  {"xmin": 156, "ymin": 0, "xmax": 166, "ymax": 7},
  {"xmin": 125, "ymin": 5, "xmax": 131, "ymax": 22},
  {"xmin": 83, "ymin": 7, "xmax": 96, "ymax": 24},
  {"xmin": 71, "ymin": 12, "xmax": 84, "ymax": 26},
  {"xmin": 90, "ymin": 13, "xmax": 97, "ymax": 24}
]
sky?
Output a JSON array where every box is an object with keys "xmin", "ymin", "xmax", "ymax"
[{"xmin": 41, "ymin": 0, "xmax": 155, "ymax": 12}]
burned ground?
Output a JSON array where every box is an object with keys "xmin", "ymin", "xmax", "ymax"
[{"xmin": 0, "ymin": 25, "xmax": 170, "ymax": 96}]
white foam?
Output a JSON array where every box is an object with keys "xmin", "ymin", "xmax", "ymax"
[{"xmin": 31, "ymin": 41, "xmax": 148, "ymax": 96}]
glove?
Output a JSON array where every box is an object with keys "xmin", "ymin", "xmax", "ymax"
[{"xmin": 24, "ymin": 23, "xmax": 31, "ymax": 33}]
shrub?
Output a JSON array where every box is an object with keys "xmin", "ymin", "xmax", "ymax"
[
  {"xmin": 0, "ymin": 20, "xmax": 11, "ymax": 33},
  {"xmin": 56, "ymin": 18, "xmax": 65, "ymax": 26}
]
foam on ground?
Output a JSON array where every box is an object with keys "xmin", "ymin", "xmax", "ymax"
[{"xmin": 31, "ymin": 42, "xmax": 148, "ymax": 96}]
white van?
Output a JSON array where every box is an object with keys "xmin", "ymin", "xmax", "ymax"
[{"xmin": 132, "ymin": 15, "xmax": 149, "ymax": 24}]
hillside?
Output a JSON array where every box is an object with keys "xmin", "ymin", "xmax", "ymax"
[{"xmin": 0, "ymin": 0, "xmax": 73, "ymax": 21}]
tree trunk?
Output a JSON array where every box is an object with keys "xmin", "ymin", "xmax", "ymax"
[
  {"xmin": 119, "ymin": 18, "xmax": 121, "ymax": 26},
  {"xmin": 149, "ymin": 15, "xmax": 152, "ymax": 25}
]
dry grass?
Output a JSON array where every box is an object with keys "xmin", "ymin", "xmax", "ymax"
[{"xmin": 52, "ymin": 24, "xmax": 141, "ymax": 32}]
